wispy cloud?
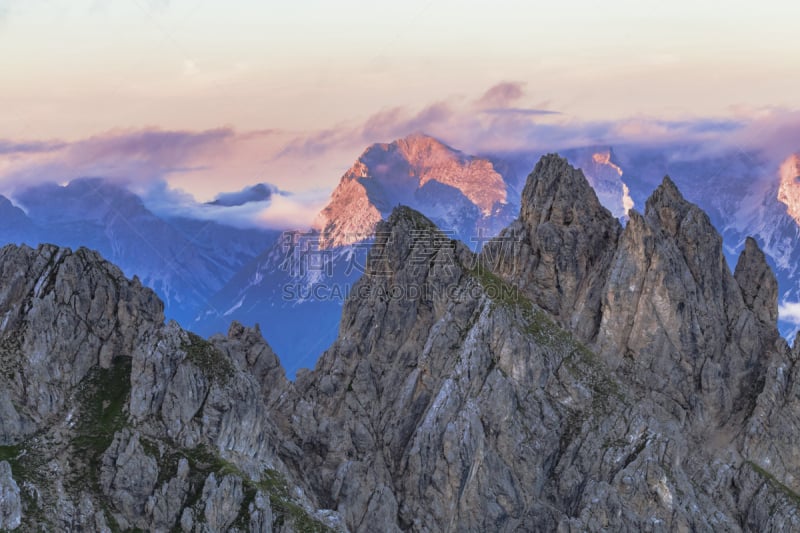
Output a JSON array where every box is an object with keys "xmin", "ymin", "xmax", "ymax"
[
  {"xmin": 0, "ymin": 139, "xmax": 66, "ymax": 155},
  {"xmin": 726, "ymin": 109, "xmax": 800, "ymax": 160},
  {"xmin": 278, "ymin": 101, "xmax": 457, "ymax": 159},
  {"xmin": 481, "ymin": 108, "xmax": 562, "ymax": 117},
  {"xmin": 779, "ymin": 300, "xmax": 800, "ymax": 325},
  {"xmin": 475, "ymin": 81, "xmax": 526, "ymax": 108},
  {"xmin": 0, "ymin": 127, "xmax": 236, "ymax": 191},
  {"xmin": 0, "ymin": 127, "xmax": 315, "ymax": 229},
  {"xmin": 275, "ymin": 94, "xmax": 749, "ymax": 160},
  {"xmin": 138, "ymin": 179, "xmax": 329, "ymax": 230},
  {"xmin": 2, "ymin": 83, "xmax": 800, "ymax": 232}
]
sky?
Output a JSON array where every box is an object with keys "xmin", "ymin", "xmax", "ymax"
[{"xmin": 1, "ymin": 0, "xmax": 800, "ymax": 220}]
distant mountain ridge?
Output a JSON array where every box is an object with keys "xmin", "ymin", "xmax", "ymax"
[{"xmin": 0, "ymin": 178, "xmax": 278, "ymax": 326}]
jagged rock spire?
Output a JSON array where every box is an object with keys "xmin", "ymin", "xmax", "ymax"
[
  {"xmin": 486, "ymin": 154, "xmax": 621, "ymax": 340},
  {"xmin": 735, "ymin": 236, "xmax": 779, "ymax": 325}
]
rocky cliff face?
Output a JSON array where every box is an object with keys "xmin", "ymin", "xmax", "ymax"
[
  {"xmin": 485, "ymin": 154, "xmax": 622, "ymax": 340},
  {"xmin": 314, "ymin": 133, "xmax": 513, "ymax": 247},
  {"xmin": 0, "ymin": 243, "xmax": 338, "ymax": 532},
  {"xmin": 2, "ymin": 155, "xmax": 800, "ymax": 532},
  {"xmin": 778, "ymin": 154, "xmax": 800, "ymax": 226}
]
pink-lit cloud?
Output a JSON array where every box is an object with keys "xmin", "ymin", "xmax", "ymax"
[
  {"xmin": 0, "ymin": 127, "xmax": 236, "ymax": 192},
  {"xmin": 1, "ymin": 83, "xmax": 800, "ymax": 231},
  {"xmin": 475, "ymin": 82, "xmax": 526, "ymax": 108},
  {"xmin": 273, "ymin": 88, "xmax": 750, "ymax": 160}
]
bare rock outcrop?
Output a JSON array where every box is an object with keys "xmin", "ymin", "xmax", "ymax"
[
  {"xmin": 485, "ymin": 154, "xmax": 621, "ymax": 340},
  {"xmin": 0, "ymin": 461, "xmax": 21, "ymax": 531},
  {"xmin": 3, "ymin": 154, "xmax": 800, "ymax": 532}
]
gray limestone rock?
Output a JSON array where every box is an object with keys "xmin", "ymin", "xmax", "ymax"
[
  {"xmin": 484, "ymin": 154, "xmax": 621, "ymax": 341},
  {"xmin": 100, "ymin": 429, "xmax": 159, "ymax": 527},
  {"xmin": 3, "ymin": 154, "xmax": 800, "ymax": 532},
  {"xmin": 200, "ymin": 473, "xmax": 245, "ymax": 532},
  {"xmin": 0, "ymin": 461, "xmax": 21, "ymax": 531},
  {"xmin": 735, "ymin": 236, "xmax": 779, "ymax": 325}
]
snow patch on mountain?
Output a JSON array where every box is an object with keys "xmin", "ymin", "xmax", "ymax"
[
  {"xmin": 778, "ymin": 154, "xmax": 800, "ymax": 225},
  {"xmin": 563, "ymin": 147, "xmax": 634, "ymax": 219}
]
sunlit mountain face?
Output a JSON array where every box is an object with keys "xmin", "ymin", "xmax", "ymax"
[{"xmin": 778, "ymin": 154, "xmax": 800, "ymax": 225}]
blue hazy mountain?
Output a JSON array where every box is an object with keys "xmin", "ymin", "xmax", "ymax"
[
  {"xmin": 0, "ymin": 195, "xmax": 39, "ymax": 245},
  {"xmin": 2, "ymin": 178, "xmax": 278, "ymax": 326}
]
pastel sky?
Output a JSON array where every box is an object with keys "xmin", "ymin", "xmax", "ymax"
[{"xmin": 2, "ymin": 0, "xmax": 800, "ymax": 222}]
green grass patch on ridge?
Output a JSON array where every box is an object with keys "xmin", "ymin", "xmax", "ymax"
[
  {"xmin": 183, "ymin": 332, "xmax": 234, "ymax": 384},
  {"xmin": 471, "ymin": 266, "xmax": 624, "ymax": 412}
]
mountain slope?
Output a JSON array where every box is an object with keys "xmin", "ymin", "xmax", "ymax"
[
  {"xmin": 0, "ymin": 243, "xmax": 337, "ymax": 531},
  {"xmin": 3, "ymin": 155, "xmax": 800, "ymax": 531},
  {"xmin": 0, "ymin": 196, "xmax": 39, "ymax": 245}
]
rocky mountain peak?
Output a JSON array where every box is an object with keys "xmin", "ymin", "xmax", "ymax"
[
  {"xmin": 778, "ymin": 153, "xmax": 800, "ymax": 225},
  {"xmin": 734, "ymin": 236, "xmax": 779, "ymax": 325},
  {"xmin": 354, "ymin": 204, "xmax": 469, "ymax": 284},
  {"xmin": 314, "ymin": 134, "xmax": 511, "ymax": 247},
  {"xmin": 0, "ymin": 243, "xmax": 163, "ymax": 442},
  {"xmin": 644, "ymin": 175, "xmax": 690, "ymax": 234},
  {"xmin": 487, "ymin": 154, "xmax": 621, "ymax": 340},
  {"xmin": 519, "ymin": 153, "xmax": 615, "ymax": 227},
  {"xmin": 643, "ymin": 174, "xmax": 733, "ymax": 308},
  {"xmin": 393, "ymin": 132, "xmax": 463, "ymax": 165}
]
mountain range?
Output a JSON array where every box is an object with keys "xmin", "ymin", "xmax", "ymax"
[
  {"xmin": 2, "ymin": 156, "xmax": 800, "ymax": 531},
  {"xmin": 192, "ymin": 135, "xmax": 800, "ymax": 375},
  {"xmin": 1, "ymin": 134, "xmax": 800, "ymax": 377}
]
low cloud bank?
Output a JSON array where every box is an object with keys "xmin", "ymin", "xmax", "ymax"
[{"xmin": 1, "ymin": 82, "xmax": 798, "ymax": 230}]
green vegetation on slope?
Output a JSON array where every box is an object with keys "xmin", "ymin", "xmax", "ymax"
[
  {"xmin": 471, "ymin": 266, "xmax": 623, "ymax": 412},
  {"xmin": 183, "ymin": 332, "xmax": 234, "ymax": 384}
]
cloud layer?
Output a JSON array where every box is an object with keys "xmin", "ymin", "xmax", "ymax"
[
  {"xmin": 779, "ymin": 301, "xmax": 800, "ymax": 326},
  {"xmin": 1, "ymin": 81, "xmax": 799, "ymax": 230},
  {"xmin": 207, "ymin": 183, "xmax": 280, "ymax": 207}
]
